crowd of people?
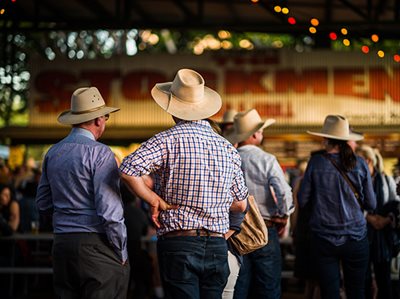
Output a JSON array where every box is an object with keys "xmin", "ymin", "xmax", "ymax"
[{"xmin": 1, "ymin": 68, "xmax": 400, "ymax": 299}]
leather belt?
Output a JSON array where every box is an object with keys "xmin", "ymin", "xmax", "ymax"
[{"xmin": 161, "ymin": 229, "xmax": 224, "ymax": 238}]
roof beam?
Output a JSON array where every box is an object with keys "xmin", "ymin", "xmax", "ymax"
[
  {"xmin": 337, "ymin": 0, "xmax": 369, "ymax": 20},
  {"xmin": 173, "ymin": 0, "xmax": 195, "ymax": 20},
  {"xmin": 373, "ymin": 0, "xmax": 388, "ymax": 21},
  {"xmin": 75, "ymin": 0, "xmax": 112, "ymax": 19}
]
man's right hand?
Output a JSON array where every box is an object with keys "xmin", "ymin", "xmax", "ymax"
[{"xmin": 150, "ymin": 198, "xmax": 178, "ymax": 228}]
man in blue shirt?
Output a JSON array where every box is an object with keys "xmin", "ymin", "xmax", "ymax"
[
  {"xmin": 229, "ymin": 109, "xmax": 294, "ymax": 299},
  {"xmin": 36, "ymin": 87, "xmax": 129, "ymax": 298}
]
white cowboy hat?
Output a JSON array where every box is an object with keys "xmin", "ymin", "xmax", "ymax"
[
  {"xmin": 58, "ymin": 87, "xmax": 119, "ymax": 125},
  {"xmin": 151, "ymin": 69, "xmax": 222, "ymax": 121},
  {"xmin": 225, "ymin": 109, "xmax": 275, "ymax": 144},
  {"xmin": 220, "ymin": 109, "xmax": 238, "ymax": 125},
  {"xmin": 307, "ymin": 115, "xmax": 364, "ymax": 141}
]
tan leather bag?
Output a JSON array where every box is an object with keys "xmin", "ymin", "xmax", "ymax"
[{"xmin": 229, "ymin": 195, "xmax": 268, "ymax": 255}]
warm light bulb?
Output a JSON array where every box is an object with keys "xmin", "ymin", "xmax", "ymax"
[
  {"xmin": 251, "ymin": 0, "xmax": 259, "ymax": 3},
  {"xmin": 394, "ymin": 54, "xmax": 400, "ymax": 62},
  {"xmin": 310, "ymin": 18, "xmax": 319, "ymax": 26},
  {"xmin": 281, "ymin": 7, "xmax": 289, "ymax": 14},
  {"xmin": 288, "ymin": 17, "xmax": 296, "ymax": 25},
  {"xmin": 329, "ymin": 32, "xmax": 337, "ymax": 40},
  {"xmin": 341, "ymin": 28, "xmax": 348, "ymax": 35},
  {"xmin": 377, "ymin": 50, "xmax": 385, "ymax": 58},
  {"xmin": 343, "ymin": 39, "xmax": 350, "ymax": 46},
  {"xmin": 0, "ymin": 9, "xmax": 5, "ymax": 14},
  {"xmin": 309, "ymin": 27, "xmax": 317, "ymax": 34},
  {"xmin": 274, "ymin": 6, "xmax": 281, "ymax": 13},
  {"xmin": 371, "ymin": 34, "xmax": 379, "ymax": 43},
  {"xmin": 361, "ymin": 45, "xmax": 369, "ymax": 54}
]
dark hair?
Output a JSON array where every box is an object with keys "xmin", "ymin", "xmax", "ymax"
[{"xmin": 327, "ymin": 138, "xmax": 357, "ymax": 171}]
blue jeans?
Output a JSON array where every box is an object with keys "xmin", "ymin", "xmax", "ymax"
[
  {"xmin": 157, "ymin": 236, "xmax": 229, "ymax": 299},
  {"xmin": 314, "ymin": 235, "xmax": 369, "ymax": 299},
  {"xmin": 233, "ymin": 227, "xmax": 282, "ymax": 299}
]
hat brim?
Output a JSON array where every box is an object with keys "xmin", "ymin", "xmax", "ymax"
[
  {"xmin": 224, "ymin": 119, "xmax": 275, "ymax": 144},
  {"xmin": 307, "ymin": 131, "xmax": 364, "ymax": 141},
  {"xmin": 151, "ymin": 82, "xmax": 222, "ymax": 121},
  {"xmin": 57, "ymin": 106, "xmax": 120, "ymax": 125}
]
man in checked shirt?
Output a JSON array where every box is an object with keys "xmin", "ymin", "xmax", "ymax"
[{"xmin": 120, "ymin": 69, "xmax": 248, "ymax": 299}]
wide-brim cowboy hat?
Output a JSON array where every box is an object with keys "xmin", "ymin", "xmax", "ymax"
[
  {"xmin": 151, "ymin": 69, "xmax": 222, "ymax": 121},
  {"xmin": 58, "ymin": 87, "xmax": 119, "ymax": 125},
  {"xmin": 225, "ymin": 109, "xmax": 275, "ymax": 144},
  {"xmin": 307, "ymin": 115, "xmax": 364, "ymax": 141}
]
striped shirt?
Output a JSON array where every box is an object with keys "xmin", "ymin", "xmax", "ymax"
[{"xmin": 120, "ymin": 120, "xmax": 248, "ymax": 235}]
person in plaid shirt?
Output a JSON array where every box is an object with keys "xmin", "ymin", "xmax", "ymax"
[{"xmin": 120, "ymin": 69, "xmax": 248, "ymax": 299}]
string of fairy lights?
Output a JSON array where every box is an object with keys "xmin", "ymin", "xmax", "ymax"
[
  {"xmin": 250, "ymin": 0, "xmax": 400, "ymax": 63},
  {"xmin": 1, "ymin": 0, "xmax": 400, "ymax": 62}
]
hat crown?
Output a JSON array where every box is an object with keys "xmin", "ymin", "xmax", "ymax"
[
  {"xmin": 170, "ymin": 69, "xmax": 205, "ymax": 103},
  {"xmin": 234, "ymin": 109, "xmax": 263, "ymax": 134},
  {"xmin": 321, "ymin": 115, "xmax": 350, "ymax": 138},
  {"xmin": 71, "ymin": 87, "xmax": 105, "ymax": 113}
]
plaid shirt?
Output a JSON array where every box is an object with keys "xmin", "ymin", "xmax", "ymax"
[{"xmin": 120, "ymin": 120, "xmax": 248, "ymax": 235}]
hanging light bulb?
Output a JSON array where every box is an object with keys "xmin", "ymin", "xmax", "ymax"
[{"xmin": 361, "ymin": 45, "xmax": 369, "ymax": 54}]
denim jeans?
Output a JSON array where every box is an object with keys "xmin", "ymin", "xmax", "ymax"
[
  {"xmin": 313, "ymin": 235, "xmax": 369, "ymax": 299},
  {"xmin": 233, "ymin": 227, "xmax": 282, "ymax": 299},
  {"xmin": 157, "ymin": 236, "xmax": 229, "ymax": 299}
]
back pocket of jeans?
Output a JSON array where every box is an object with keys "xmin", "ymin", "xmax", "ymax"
[{"xmin": 160, "ymin": 251, "xmax": 195, "ymax": 282}]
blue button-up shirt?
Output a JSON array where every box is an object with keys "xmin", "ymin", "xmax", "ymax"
[
  {"xmin": 119, "ymin": 120, "xmax": 249, "ymax": 235},
  {"xmin": 298, "ymin": 152, "xmax": 376, "ymax": 246},
  {"xmin": 36, "ymin": 128, "xmax": 128, "ymax": 262},
  {"xmin": 237, "ymin": 145, "xmax": 294, "ymax": 219}
]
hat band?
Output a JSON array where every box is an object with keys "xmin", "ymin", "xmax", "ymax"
[{"xmin": 71, "ymin": 105, "xmax": 106, "ymax": 115}]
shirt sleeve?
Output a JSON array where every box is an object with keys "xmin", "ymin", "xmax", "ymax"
[
  {"xmin": 35, "ymin": 156, "xmax": 54, "ymax": 214},
  {"xmin": 268, "ymin": 156, "xmax": 294, "ymax": 216},
  {"xmin": 230, "ymin": 150, "xmax": 249, "ymax": 202},
  {"xmin": 93, "ymin": 148, "xmax": 128, "ymax": 263},
  {"xmin": 119, "ymin": 136, "xmax": 163, "ymax": 177}
]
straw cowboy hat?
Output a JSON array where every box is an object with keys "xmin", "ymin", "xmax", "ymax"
[
  {"xmin": 220, "ymin": 109, "xmax": 238, "ymax": 125},
  {"xmin": 226, "ymin": 109, "xmax": 275, "ymax": 144},
  {"xmin": 58, "ymin": 87, "xmax": 119, "ymax": 125},
  {"xmin": 151, "ymin": 69, "xmax": 222, "ymax": 121},
  {"xmin": 307, "ymin": 115, "xmax": 364, "ymax": 141}
]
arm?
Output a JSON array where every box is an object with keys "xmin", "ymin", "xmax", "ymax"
[
  {"xmin": 230, "ymin": 197, "xmax": 247, "ymax": 213},
  {"xmin": 229, "ymin": 151, "xmax": 249, "ymax": 209},
  {"xmin": 268, "ymin": 157, "xmax": 294, "ymax": 216},
  {"xmin": 94, "ymin": 150, "xmax": 128, "ymax": 264},
  {"xmin": 35, "ymin": 157, "xmax": 54, "ymax": 215},
  {"xmin": 226, "ymin": 202, "xmax": 248, "ymax": 239},
  {"xmin": 120, "ymin": 173, "xmax": 177, "ymax": 227},
  {"xmin": 8, "ymin": 201, "xmax": 20, "ymax": 232}
]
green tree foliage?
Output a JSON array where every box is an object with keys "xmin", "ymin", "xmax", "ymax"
[{"xmin": 0, "ymin": 32, "xmax": 29, "ymax": 127}]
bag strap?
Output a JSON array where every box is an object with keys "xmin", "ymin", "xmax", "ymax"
[{"xmin": 324, "ymin": 154, "xmax": 363, "ymax": 210}]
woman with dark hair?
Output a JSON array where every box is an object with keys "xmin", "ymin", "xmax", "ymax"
[
  {"xmin": 0, "ymin": 184, "xmax": 19, "ymax": 235},
  {"xmin": 298, "ymin": 115, "xmax": 376, "ymax": 299}
]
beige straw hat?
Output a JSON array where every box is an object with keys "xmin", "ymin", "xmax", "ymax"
[
  {"xmin": 220, "ymin": 109, "xmax": 238, "ymax": 125},
  {"xmin": 151, "ymin": 69, "xmax": 222, "ymax": 121},
  {"xmin": 225, "ymin": 109, "xmax": 275, "ymax": 144},
  {"xmin": 307, "ymin": 115, "xmax": 364, "ymax": 141},
  {"xmin": 58, "ymin": 87, "xmax": 119, "ymax": 125}
]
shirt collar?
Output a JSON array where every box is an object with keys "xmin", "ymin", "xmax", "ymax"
[
  {"xmin": 176, "ymin": 119, "xmax": 212, "ymax": 129},
  {"xmin": 71, "ymin": 127, "xmax": 95, "ymax": 140}
]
